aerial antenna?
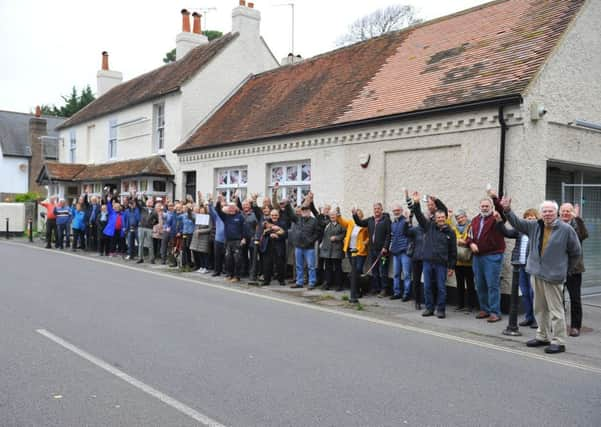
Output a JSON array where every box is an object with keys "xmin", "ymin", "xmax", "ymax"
[
  {"xmin": 273, "ymin": 2, "xmax": 295, "ymax": 54},
  {"xmin": 190, "ymin": 6, "xmax": 217, "ymax": 30}
]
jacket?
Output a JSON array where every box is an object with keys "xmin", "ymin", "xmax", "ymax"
[
  {"xmin": 289, "ymin": 216, "xmax": 320, "ymax": 249},
  {"xmin": 138, "ymin": 204, "xmax": 158, "ymax": 229},
  {"xmin": 96, "ymin": 210, "xmax": 109, "ymax": 235},
  {"xmin": 177, "ymin": 213, "xmax": 195, "ymax": 235},
  {"xmin": 208, "ymin": 203, "xmax": 225, "ymax": 243},
  {"xmin": 54, "ymin": 206, "xmax": 72, "ymax": 226},
  {"xmin": 389, "ymin": 216, "xmax": 410, "ymax": 255},
  {"xmin": 506, "ymin": 210, "xmax": 581, "ymax": 283},
  {"xmin": 102, "ymin": 198, "xmax": 125, "ymax": 238},
  {"xmin": 259, "ymin": 218, "xmax": 287, "ymax": 254},
  {"xmin": 319, "ymin": 221, "xmax": 346, "ymax": 259},
  {"xmin": 568, "ymin": 217, "xmax": 588, "ymax": 274},
  {"xmin": 413, "ymin": 202, "xmax": 457, "ymax": 268},
  {"xmin": 450, "ymin": 221, "xmax": 473, "ymax": 267},
  {"xmin": 353, "ymin": 213, "xmax": 391, "ymax": 254},
  {"xmin": 123, "ymin": 207, "xmax": 141, "ymax": 230},
  {"xmin": 337, "ymin": 215, "xmax": 368, "ymax": 257},
  {"xmin": 39, "ymin": 201, "xmax": 57, "ymax": 220},
  {"xmin": 499, "ymin": 223, "xmax": 529, "ymax": 266},
  {"xmin": 71, "ymin": 209, "xmax": 86, "ymax": 231},
  {"xmin": 190, "ymin": 224, "xmax": 211, "ymax": 253},
  {"xmin": 466, "ymin": 197, "xmax": 506, "ymax": 255},
  {"xmin": 216, "ymin": 201, "xmax": 245, "ymax": 241}
]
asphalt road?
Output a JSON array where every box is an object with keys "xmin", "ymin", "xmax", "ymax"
[{"xmin": 1, "ymin": 242, "xmax": 600, "ymax": 427}]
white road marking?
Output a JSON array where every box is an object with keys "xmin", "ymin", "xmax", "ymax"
[
  {"xmin": 36, "ymin": 328, "xmax": 226, "ymax": 427},
  {"xmin": 4, "ymin": 241, "xmax": 601, "ymax": 375}
]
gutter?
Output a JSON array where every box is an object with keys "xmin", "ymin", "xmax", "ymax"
[
  {"xmin": 174, "ymin": 94, "xmax": 523, "ymax": 154},
  {"xmin": 498, "ymin": 105, "xmax": 508, "ymax": 196}
]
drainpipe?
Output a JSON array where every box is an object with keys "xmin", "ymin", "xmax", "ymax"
[{"xmin": 498, "ymin": 105, "xmax": 508, "ymax": 197}]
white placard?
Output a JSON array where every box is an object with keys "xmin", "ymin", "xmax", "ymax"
[{"xmin": 195, "ymin": 214, "xmax": 210, "ymax": 226}]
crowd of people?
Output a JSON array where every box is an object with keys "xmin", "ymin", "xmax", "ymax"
[{"xmin": 38, "ymin": 184, "xmax": 586, "ymax": 355}]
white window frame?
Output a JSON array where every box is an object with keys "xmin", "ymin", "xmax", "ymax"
[
  {"xmin": 153, "ymin": 103, "xmax": 165, "ymax": 152},
  {"xmin": 268, "ymin": 161, "xmax": 311, "ymax": 206},
  {"xmin": 108, "ymin": 118, "xmax": 118, "ymax": 160},
  {"xmin": 215, "ymin": 167, "xmax": 248, "ymax": 202},
  {"xmin": 69, "ymin": 130, "xmax": 77, "ymax": 163}
]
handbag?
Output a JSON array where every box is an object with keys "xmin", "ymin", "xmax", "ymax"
[{"xmin": 457, "ymin": 245, "xmax": 473, "ymax": 263}]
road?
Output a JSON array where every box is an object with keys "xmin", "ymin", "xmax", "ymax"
[{"xmin": 1, "ymin": 242, "xmax": 600, "ymax": 427}]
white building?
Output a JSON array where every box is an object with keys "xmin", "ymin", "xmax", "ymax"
[
  {"xmin": 38, "ymin": 2, "xmax": 278, "ymax": 201},
  {"xmin": 174, "ymin": 0, "xmax": 601, "ymax": 297}
]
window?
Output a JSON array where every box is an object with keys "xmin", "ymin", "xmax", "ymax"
[
  {"xmin": 83, "ymin": 183, "xmax": 102, "ymax": 194},
  {"xmin": 184, "ymin": 171, "xmax": 196, "ymax": 201},
  {"xmin": 108, "ymin": 118, "xmax": 117, "ymax": 159},
  {"xmin": 152, "ymin": 180, "xmax": 166, "ymax": 193},
  {"xmin": 215, "ymin": 167, "xmax": 248, "ymax": 202},
  {"xmin": 269, "ymin": 162, "xmax": 311, "ymax": 206},
  {"xmin": 139, "ymin": 180, "xmax": 148, "ymax": 192},
  {"xmin": 154, "ymin": 103, "xmax": 165, "ymax": 151},
  {"xmin": 69, "ymin": 130, "xmax": 76, "ymax": 163}
]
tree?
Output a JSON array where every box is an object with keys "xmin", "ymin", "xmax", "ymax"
[
  {"xmin": 162, "ymin": 30, "xmax": 224, "ymax": 63},
  {"xmin": 40, "ymin": 85, "xmax": 96, "ymax": 117},
  {"xmin": 336, "ymin": 4, "xmax": 421, "ymax": 46}
]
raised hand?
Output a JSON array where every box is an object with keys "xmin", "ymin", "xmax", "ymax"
[
  {"xmin": 351, "ymin": 206, "xmax": 357, "ymax": 215},
  {"xmin": 412, "ymin": 191, "xmax": 421, "ymax": 203},
  {"xmin": 500, "ymin": 196, "xmax": 512, "ymax": 211},
  {"xmin": 574, "ymin": 203, "xmax": 581, "ymax": 218}
]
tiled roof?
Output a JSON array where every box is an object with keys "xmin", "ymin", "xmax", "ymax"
[
  {"xmin": 176, "ymin": 0, "xmax": 584, "ymax": 152},
  {"xmin": 57, "ymin": 33, "xmax": 239, "ymax": 130},
  {"xmin": 0, "ymin": 110, "xmax": 64, "ymax": 157},
  {"xmin": 39, "ymin": 156, "xmax": 173, "ymax": 182}
]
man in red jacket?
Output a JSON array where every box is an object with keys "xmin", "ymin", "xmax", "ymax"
[
  {"xmin": 39, "ymin": 196, "xmax": 58, "ymax": 248},
  {"xmin": 466, "ymin": 194, "xmax": 506, "ymax": 322}
]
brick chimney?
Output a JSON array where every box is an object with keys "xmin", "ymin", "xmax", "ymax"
[
  {"xmin": 232, "ymin": 0, "xmax": 261, "ymax": 39},
  {"xmin": 28, "ymin": 111, "xmax": 47, "ymax": 195},
  {"xmin": 96, "ymin": 51, "xmax": 123, "ymax": 96},
  {"xmin": 176, "ymin": 9, "xmax": 208, "ymax": 60}
]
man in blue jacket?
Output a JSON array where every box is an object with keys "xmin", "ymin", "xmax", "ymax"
[
  {"xmin": 54, "ymin": 199, "xmax": 72, "ymax": 250},
  {"xmin": 389, "ymin": 203, "xmax": 412, "ymax": 301},
  {"xmin": 216, "ymin": 197, "xmax": 245, "ymax": 282}
]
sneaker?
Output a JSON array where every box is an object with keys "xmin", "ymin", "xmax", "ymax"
[
  {"xmin": 454, "ymin": 306, "xmax": 465, "ymax": 312},
  {"xmin": 436, "ymin": 311, "xmax": 446, "ymax": 319},
  {"xmin": 211, "ymin": 272, "xmax": 221, "ymax": 277},
  {"xmin": 136, "ymin": 259, "xmax": 144, "ymax": 264},
  {"xmin": 390, "ymin": 294, "xmax": 402, "ymax": 300},
  {"xmin": 377, "ymin": 290, "xmax": 387, "ymax": 298},
  {"xmin": 125, "ymin": 255, "xmax": 131, "ymax": 260},
  {"xmin": 422, "ymin": 309, "xmax": 434, "ymax": 317},
  {"xmin": 150, "ymin": 258, "xmax": 156, "ymax": 265}
]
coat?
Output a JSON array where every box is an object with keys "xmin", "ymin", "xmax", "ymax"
[
  {"xmin": 353, "ymin": 213, "xmax": 391, "ymax": 254},
  {"xmin": 337, "ymin": 215, "xmax": 368, "ymax": 257},
  {"xmin": 413, "ymin": 202, "xmax": 457, "ymax": 268},
  {"xmin": 319, "ymin": 221, "xmax": 346, "ymax": 259},
  {"xmin": 190, "ymin": 224, "xmax": 211, "ymax": 253}
]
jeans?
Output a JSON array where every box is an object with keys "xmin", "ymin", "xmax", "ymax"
[
  {"xmin": 127, "ymin": 228, "xmax": 137, "ymax": 257},
  {"xmin": 225, "ymin": 240, "xmax": 242, "ymax": 278},
  {"xmin": 56, "ymin": 223, "xmax": 68, "ymax": 248},
  {"xmin": 423, "ymin": 261, "xmax": 447, "ymax": 312},
  {"xmin": 518, "ymin": 265, "xmax": 535, "ymax": 322},
  {"xmin": 349, "ymin": 254, "xmax": 366, "ymax": 300},
  {"xmin": 295, "ymin": 247, "xmax": 317, "ymax": 287},
  {"xmin": 472, "ymin": 253, "xmax": 503, "ymax": 316},
  {"xmin": 392, "ymin": 252, "xmax": 412, "ymax": 297}
]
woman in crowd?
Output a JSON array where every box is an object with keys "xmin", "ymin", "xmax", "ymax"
[
  {"xmin": 450, "ymin": 209, "xmax": 476, "ymax": 313},
  {"xmin": 190, "ymin": 205, "xmax": 212, "ymax": 273},
  {"xmin": 319, "ymin": 210, "xmax": 346, "ymax": 291}
]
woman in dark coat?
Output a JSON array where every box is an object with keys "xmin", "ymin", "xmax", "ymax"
[{"xmin": 320, "ymin": 211, "xmax": 346, "ymax": 291}]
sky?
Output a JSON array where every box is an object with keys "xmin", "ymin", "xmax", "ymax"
[{"xmin": 0, "ymin": 0, "xmax": 488, "ymax": 114}]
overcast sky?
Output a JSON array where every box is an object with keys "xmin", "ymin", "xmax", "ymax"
[{"xmin": 0, "ymin": 0, "xmax": 488, "ymax": 114}]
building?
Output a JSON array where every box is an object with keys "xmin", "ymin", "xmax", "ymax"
[
  {"xmin": 174, "ymin": 0, "xmax": 601, "ymax": 295},
  {"xmin": 0, "ymin": 108, "xmax": 64, "ymax": 199},
  {"xmin": 38, "ymin": 2, "xmax": 278, "ymax": 201}
]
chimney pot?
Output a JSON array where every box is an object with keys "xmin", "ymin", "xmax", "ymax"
[
  {"xmin": 35, "ymin": 106, "xmax": 41, "ymax": 117},
  {"xmin": 192, "ymin": 12, "xmax": 202, "ymax": 34},
  {"xmin": 101, "ymin": 51, "xmax": 109, "ymax": 70},
  {"xmin": 181, "ymin": 9, "xmax": 191, "ymax": 32},
  {"xmin": 239, "ymin": 0, "xmax": 246, "ymax": 6},
  {"xmin": 248, "ymin": 2, "xmax": 254, "ymax": 8}
]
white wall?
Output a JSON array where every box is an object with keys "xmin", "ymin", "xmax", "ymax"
[{"xmin": 0, "ymin": 152, "xmax": 28, "ymax": 194}]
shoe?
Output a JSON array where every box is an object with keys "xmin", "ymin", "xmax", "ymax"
[
  {"xmin": 454, "ymin": 306, "xmax": 465, "ymax": 312},
  {"xmin": 45, "ymin": 245, "xmax": 51, "ymax": 249},
  {"xmin": 290, "ymin": 284, "xmax": 303, "ymax": 289},
  {"xmin": 526, "ymin": 339, "xmax": 551, "ymax": 347},
  {"xmin": 422, "ymin": 309, "xmax": 434, "ymax": 317},
  {"xmin": 519, "ymin": 319, "xmax": 534, "ymax": 327},
  {"xmin": 260, "ymin": 281, "xmax": 270, "ymax": 287},
  {"xmin": 279, "ymin": 282, "xmax": 286, "ymax": 286},
  {"xmin": 231, "ymin": 277, "xmax": 240, "ymax": 283},
  {"xmin": 161, "ymin": 259, "xmax": 166, "ymax": 265},
  {"xmin": 390, "ymin": 294, "xmax": 402, "ymax": 300},
  {"xmin": 401, "ymin": 296, "xmax": 410, "ymax": 302},
  {"xmin": 125, "ymin": 255, "xmax": 131, "ymax": 260},
  {"xmin": 475, "ymin": 311, "xmax": 490, "ymax": 319},
  {"xmin": 307, "ymin": 287, "xmax": 315, "ymax": 291},
  {"xmin": 569, "ymin": 328, "xmax": 580, "ymax": 337},
  {"xmin": 349, "ymin": 299, "xmax": 359, "ymax": 303},
  {"xmin": 530, "ymin": 322, "xmax": 538, "ymax": 329},
  {"xmin": 211, "ymin": 272, "xmax": 220, "ymax": 277},
  {"xmin": 377, "ymin": 290, "xmax": 387, "ymax": 298},
  {"xmin": 150, "ymin": 259, "xmax": 155, "ymax": 265},
  {"xmin": 487, "ymin": 314, "xmax": 501, "ymax": 323},
  {"xmin": 544, "ymin": 344, "xmax": 566, "ymax": 354},
  {"xmin": 436, "ymin": 311, "xmax": 446, "ymax": 319},
  {"xmin": 136, "ymin": 259, "xmax": 144, "ymax": 264}
]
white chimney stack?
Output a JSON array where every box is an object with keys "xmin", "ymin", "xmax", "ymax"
[
  {"xmin": 232, "ymin": 0, "xmax": 261, "ymax": 39},
  {"xmin": 176, "ymin": 9, "xmax": 209, "ymax": 60},
  {"xmin": 96, "ymin": 51, "xmax": 123, "ymax": 96}
]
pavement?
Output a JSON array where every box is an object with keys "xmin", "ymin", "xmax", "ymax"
[{"xmin": 2, "ymin": 239, "xmax": 601, "ymax": 426}]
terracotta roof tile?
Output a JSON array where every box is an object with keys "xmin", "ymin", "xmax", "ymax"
[
  {"xmin": 57, "ymin": 33, "xmax": 238, "ymax": 130},
  {"xmin": 176, "ymin": 0, "xmax": 584, "ymax": 152},
  {"xmin": 41, "ymin": 156, "xmax": 173, "ymax": 182}
]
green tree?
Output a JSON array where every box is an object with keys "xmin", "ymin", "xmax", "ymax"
[
  {"xmin": 163, "ymin": 30, "xmax": 223, "ymax": 63},
  {"xmin": 40, "ymin": 85, "xmax": 96, "ymax": 117}
]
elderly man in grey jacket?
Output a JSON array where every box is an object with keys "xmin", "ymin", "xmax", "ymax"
[{"xmin": 501, "ymin": 198, "xmax": 581, "ymax": 354}]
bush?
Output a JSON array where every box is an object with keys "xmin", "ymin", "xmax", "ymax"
[{"xmin": 14, "ymin": 192, "xmax": 41, "ymax": 203}]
